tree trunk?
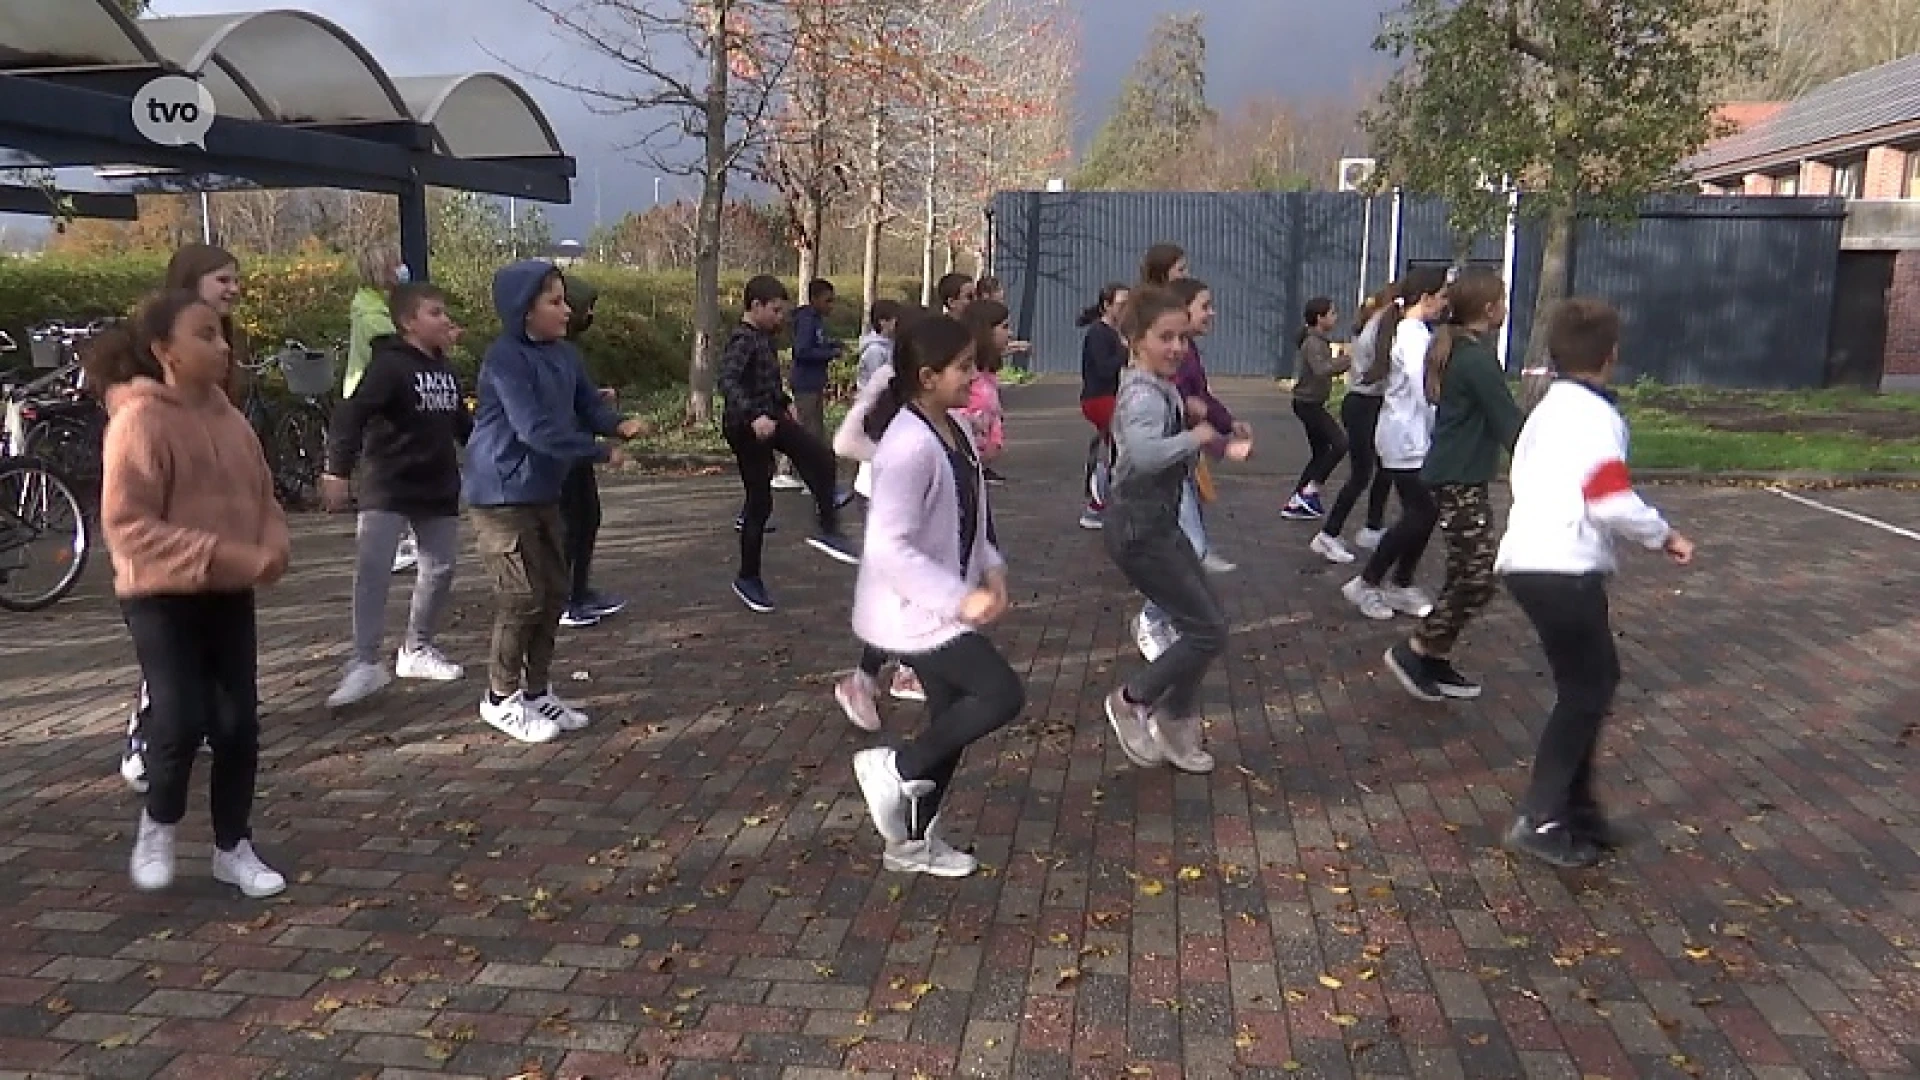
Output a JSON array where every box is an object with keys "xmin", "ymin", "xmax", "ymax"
[
  {"xmin": 796, "ymin": 188, "xmax": 823, "ymax": 286},
  {"xmin": 920, "ymin": 111, "xmax": 937, "ymax": 305},
  {"xmin": 688, "ymin": 0, "xmax": 731, "ymax": 425},
  {"xmin": 860, "ymin": 112, "xmax": 883, "ymax": 314},
  {"xmin": 1520, "ymin": 200, "xmax": 1575, "ymax": 413}
]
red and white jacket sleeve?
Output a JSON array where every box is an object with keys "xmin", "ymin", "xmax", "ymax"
[{"xmin": 1582, "ymin": 416, "xmax": 1670, "ymax": 550}]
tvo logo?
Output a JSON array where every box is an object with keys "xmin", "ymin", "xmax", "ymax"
[{"xmin": 132, "ymin": 75, "xmax": 216, "ymax": 149}]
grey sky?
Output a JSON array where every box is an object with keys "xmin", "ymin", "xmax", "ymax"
[{"xmin": 122, "ymin": 0, "xmax": 1396, "ymax": 237}]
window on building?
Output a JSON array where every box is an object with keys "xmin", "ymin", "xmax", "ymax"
[
  {"xmin": 1833, "ymin": 159, "xmax": 1865, "ymax": 199},
  {"xmin": 1905, "ymin": 150, "xmax": 1920, "ymax": 198},
  {"xmin": 1774, "ymin": 173, "xmax": 1799, "ymax": 196}
]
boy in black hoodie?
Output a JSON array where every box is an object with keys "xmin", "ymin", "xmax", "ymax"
[
  {"xmin": 557, "ymin": 275, "xmax": 627, "ymax": 628},
  {"xmin": 719, "ymin": 274, "xmax": 857, "ymax": 613},
  {"xmin": 321, "ymin": 283, "xmax": 474, "ymax": 708}
]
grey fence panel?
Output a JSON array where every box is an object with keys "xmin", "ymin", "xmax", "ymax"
[
  {"xmin": 1566, "ymin": 196, "xmax": 1844, "ymax": 387},
  {"xmin": 992, "ymin": 190, "xmax": 1846, "ymax": 388}
]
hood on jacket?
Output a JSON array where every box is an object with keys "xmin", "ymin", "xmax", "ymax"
[
  {"xmin": 104, "ymin": 375, "xmax": 231, "ymax": 419},
  {"xmin": 857, "ymin": 330, "xmax": 889, "ymax": 352},
  {"xmin": 564, "ymin": 276, "xmax": 599, "ymax": 340},
  {"xmin": 491, "ymin": 259, "xmax": 563, "ymax": 343},
  {"xmin": 369, "ymin": 332, "xmax": 440, "ymax": 365}
]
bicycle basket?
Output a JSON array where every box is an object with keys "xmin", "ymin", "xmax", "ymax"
[
  {"xmin": 28, "ymin": 336, "xmax": 60, "ymax": 370},
  {"xmin": 278, "ymin": 347, "xmax": 336, "ymax": 397}
]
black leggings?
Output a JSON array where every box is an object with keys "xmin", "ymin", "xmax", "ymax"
[
  {"xmin": 1507, "ymin": 573, "xmax": 1619, "ymax": 822},
  {"xmin": 123, "ymin": 591, "xmax": 260, "ymax": 850},
  {"xmin": 1323, "ymin": 392, "xmax": 1393, "ymax": 536},
  {"xmin": 1292, "ymin": 399, "xmax": 1348, "ymax": 493},
  {"xmin": 893, "ymin": 633, "xmax": 1026, "ymax": 833},
  {"xmin": 560, "ymin": 461, "xmax": 601, "ymax": 605},
  {"xmin": 1361, "ymin": 470, "xmax": 1438, "ymax": 588},
  {"xmin": 725, "ymin": 418, "xmax": 840, "ymax": 580}
]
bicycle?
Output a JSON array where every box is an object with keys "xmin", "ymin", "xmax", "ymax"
[
  {"xmin": 0, "ymin": 454, "xmax": 90, "ymax": 612},
  {"xmin": 3, "ymin": 322, "xmax": 112, "ymax": 513},
  {"xmin": 239, "ymin": 339, "xmax": 339, "ymax": 509}
]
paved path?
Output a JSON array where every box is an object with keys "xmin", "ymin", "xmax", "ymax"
[{"xmin": 0, "ymin": 379, "xmax": 1916, "ymax": 1080}]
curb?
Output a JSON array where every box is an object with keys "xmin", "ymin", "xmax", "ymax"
[{"xmin": 1637, "ymin": 469, "xmax": 1920, "ymax": 488}]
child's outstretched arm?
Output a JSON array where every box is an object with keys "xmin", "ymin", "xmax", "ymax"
[{"xmin": 1582, "ymin": 420, "xmax": 1670, "ymax": 550}]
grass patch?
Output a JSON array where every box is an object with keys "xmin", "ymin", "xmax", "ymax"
[
  {"xmin": 621, "ymin": 385, "xmax": 851, "ymax": 457},
  {"xmin": 1616, "ymin": 381, "xmax": 1920, "ymax": 472}
]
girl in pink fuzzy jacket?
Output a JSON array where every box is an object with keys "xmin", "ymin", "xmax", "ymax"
[{"xmin": 962, "ymin": 300, "xmax": 1010, "ymax": 480}]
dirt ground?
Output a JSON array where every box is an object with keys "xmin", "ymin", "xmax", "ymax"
[{"xmin": 1634, "ymin": 389, "xmax": 1920, "ymax": 438}]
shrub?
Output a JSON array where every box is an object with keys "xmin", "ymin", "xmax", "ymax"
[{"xmin": 0, "ymin": 253, "xmax": 921, "ymax": 392}]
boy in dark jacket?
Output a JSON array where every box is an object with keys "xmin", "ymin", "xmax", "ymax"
[
  {"xmin": 720, "ymin": 274, "xmax": 857, "ymax": 613},
  {"xmin": 557, "ymin": 275, "xmax": 627, "ymax": 629},
  {"xmin": 465, "ymin": 260, "xmax": 645, "ymax": 744},
  {"xmin": 771, "ymin": 278, "xmax": 841, "ymax": 493}
]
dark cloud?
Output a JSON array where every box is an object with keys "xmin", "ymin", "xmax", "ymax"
[{"xmin": 141, "ymin": 0, "xmax": 1397, "ymax": 236}]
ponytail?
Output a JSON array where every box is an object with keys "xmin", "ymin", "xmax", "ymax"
[
  {"xmin": 81, "ymin": 289, "xmax": 201, "ymax": 392},
  {"xmin": 1373, "ymin": 266, "xmax": 1448, "ymax": 387},
  {"xmin": 1422, "ymin": 267, "xmax": 1505, "ymax": 404},
  {"xmin": 864, "ymin": 314, "xmax": 974, "ymax": 443},
  {"xmin": 1077, "ymin": 281, "xmax": 1128, "ymax": 328}
]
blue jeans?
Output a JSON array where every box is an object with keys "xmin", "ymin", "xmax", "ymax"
[{"xmin": 1143, "ymin": 477, "xmax": 1207, "ymax": 625}]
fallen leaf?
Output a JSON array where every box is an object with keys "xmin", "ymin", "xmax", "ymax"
[
  {"xmin": 1331, "ymin": 1013, "xmax": 1359, "ymax": 1027},
  {"xmin": 1139, "ymin": 879, "xmax": 1165, "ymax": 897},
  {"xmin": 1318, "ymin": 974, "xmax": 1344, "ymax": 990},
  {"xmin": 1683, "ymin": 946, "xmax": 1712, "ymax": 961},
  {"xmin": 325, "ymin": 966, "xmax": 357, "ymax": 980},
  {"xmin": 1234, "ymin": 1025, "xmax": 1257, "ymax": 1049},
  {"xmin": 620, "ymin": 934, "xmax": 642, "ymax": 949},
  {"xmin": 1056, "ymin": 966, "xmax": 1081, "ymax": 989},
  {"xmin": 1177, "ymin": 866, "xmax": 1204, "ymax": 882},
  {"xmin": 96, "ymin": 1032, "xmax": 133, "ymax": 1049},
  {"xmin": 424, "ymin": 1041, "xmax": 455, "ymax": 1062}
]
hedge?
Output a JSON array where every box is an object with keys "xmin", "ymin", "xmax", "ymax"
[{"xmin": 0, "ymin": 254, "xmax": 924, "ymax": 392}]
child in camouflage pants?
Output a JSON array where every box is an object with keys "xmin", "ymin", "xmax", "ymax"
[{"xmin": 1382, "ymin": 269, "xmax": 1524, "ymax": 704}]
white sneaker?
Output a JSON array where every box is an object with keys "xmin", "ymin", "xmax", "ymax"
[
  {"xmin": 119, "ymin": 749, "xmax": 147, "ymax": 794},
  {"xmin": 481, "ymin": 691, "xmax": 561, "ymax": 744},
  {"xmin": 395, "ymin": 645, "xmax": 463, "ymax": 682},
  {"xmin": 212, "ymin": 839, "xmax": 286, "ymax": 898},
  {"xmin": 1133, "ymin": 610, "xmax": 1178, "ymax": 663},
  {"xmin": 1381, "ymin": 585, "xmax": 1435, "ymax": 618},
  {"xmin": 527, "ymin": 689, "xmax": 590, "ymax": 732},
  {"xmin": 1200, "ymin": 553, "xmax": 1237, "ymax": 574},
  {"xmin": 391, "ymin": 535, "xmax": 419, "ymax": 574},
  {"xmin": 1078, "ymin": 509, "xmax": 1103, "ymax": 531},
  {"xmin": 883, "ymin": 835, "xmax": 978, "ymax": 877},
  {"xmin": 1342, "ymin": 576, "xmax": 1395, "ymax": 621},
  {"xmin": 853, "ymin": 748, "xmax": 914, "ymax": 844},
  {"xmin": 770, "ymin": 473, "xmax": 805, "ymax": 491},
  {"xmin": 1310, "ymin": 532, "xmax": 1357, "ymax": 565},
  {"xmin": 326, "ymin": 661, "xmax": 391, "ymax": 708},
  {"xmin": 129, "ymin": 812, "xmax": 174, "ymax": 892},
  {"xmin": 1355, "ymin": 527, "xmax": 1385, "ymax": 550}
]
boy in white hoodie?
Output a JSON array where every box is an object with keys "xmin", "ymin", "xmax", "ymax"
[{"xmin": 1497, "ymin": 298, "xmax": 1693, "ymax": 870}]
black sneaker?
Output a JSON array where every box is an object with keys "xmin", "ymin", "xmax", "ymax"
[
  {"xmin": 1384, "ymin": 642, "xmax": 1445, "ymax": 703},
  {"xmin": 1567, "ymin": 804, "xmax": 1627, "ymax": 850},
  {"xmin": 580, "ymin": 590, "xmax": 627, "ymax": 619},
  {"xmin": 833, "ymin": 487, "xmax": 856, "ymax": 510},
  {"xmin": 732, "ymin": 576, "xmax": 776, "ymax": 613},
  {"xmin": 1424, "ymin": 657, "xmax": 1482, "ymax": 700},
  {"xmin": 805, "ymin": 531, "xmax": 860, "ymax": 566},
  {"xmin": 1504, "ymin": 815, "xmax": 1602, "ymax": 869},
  {"xmin": 733, "ymin": 514, "xmax": 777, "ymax": 534}
]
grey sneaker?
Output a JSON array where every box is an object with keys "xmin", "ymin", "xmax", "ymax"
[
  {"xmin": 1148, "ymin": 712, "xmax": 1215, "ymax": 774},
  {"xmin": 1342, "ymin": 576, "xmax": 1394, "ymax": 621},
  {"xmin": 1103, "ymin": 689, "xmax": 1165, "ymax": 768}
]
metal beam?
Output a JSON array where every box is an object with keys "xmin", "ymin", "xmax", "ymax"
[
  {"xmin": 412, "ymin": 153, "xmax": 573, "ymax": 203},
  {"xmin": 463, "ymin": 154, "xmax": 579, "ymax": 179},
  {"xmin": 9, "ymin": 64, "xmax": 169, "ymax": 99},
  {"xmin": 295, "ymin": 120, "xmax": 436, "ymax": 152},
  {"xmin": 0, "ymin": 186, "xmax": 138, "ymax": 220}
]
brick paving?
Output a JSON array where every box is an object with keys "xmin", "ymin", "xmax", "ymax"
[{"xmin": 0, "ymin": 378, "xmax": 1917, "ymax": 1080}]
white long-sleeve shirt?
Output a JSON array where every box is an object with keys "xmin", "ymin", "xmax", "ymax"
[
  {"xmin": 1375, "ymin": 316, "xmax": 1435, "ymax": 470},
  {"xmin": 1495, "ymin": 379, "xmax": 1671, "ymax": 575}
]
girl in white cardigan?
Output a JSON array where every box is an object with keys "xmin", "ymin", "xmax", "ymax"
[{"xmin": 848, "ymin": 315, "xmax": 1023, "ymax": 878}]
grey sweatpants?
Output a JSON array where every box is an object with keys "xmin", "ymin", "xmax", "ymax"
[{"xmin": 353, "ymin": 511, "xmax": 458, "ymax": 665}]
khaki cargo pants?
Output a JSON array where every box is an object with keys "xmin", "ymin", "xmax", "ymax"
[{"xmin": 469, "ymin": 504, "xmax": 568, "ymax": 698}]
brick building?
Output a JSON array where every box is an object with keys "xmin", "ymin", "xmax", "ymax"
[{"xmin": 1688, "ymin": 53, "xmax": 1920, "ymax": 387}]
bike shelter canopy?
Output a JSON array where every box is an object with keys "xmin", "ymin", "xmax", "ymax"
[{"xmin": 0, "ymin": 0, "xmax": 576, "ymax": 279}]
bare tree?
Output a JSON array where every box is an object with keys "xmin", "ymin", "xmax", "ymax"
[{"xmin": 512, "ymin": 0, "xmax": 798, "ymax": 422}]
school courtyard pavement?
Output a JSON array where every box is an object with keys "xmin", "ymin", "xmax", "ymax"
[{"xmin": 0, "ymin": 378, "xmax": 1916, "ymax": 1080}]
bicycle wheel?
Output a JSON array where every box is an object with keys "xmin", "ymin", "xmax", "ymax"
[
  {"xmin": 25, "ymin": 417, "xmax": 102, "ymax": 515},
  {"xmin": 0, "ymin": 456, "xmax": 89, "ymax": 612},
  {"xmin": 273, "ymin": 405, "xmax": 326, "ymax": 509}
]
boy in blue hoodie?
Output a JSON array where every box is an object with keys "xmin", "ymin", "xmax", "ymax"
[
  {"xmin": 772, "ymin": 277, "xmax": 847, "ymax": 501},
  {"xmin": 465, "ymin": 260, "xmax": 644, "ymax": 744}
]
